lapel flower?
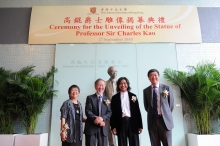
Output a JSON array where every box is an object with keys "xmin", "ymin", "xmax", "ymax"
[
  {"xmin": 162, "ymin": 89, "xmax": 169, "ymax": 98},
  {"xmin": 103, "ymin": 99, "xmax": 111, "ymax": 106},
  {"xmin": 131, "ymin": 96, "xmax": 137, "ymax": 103}
]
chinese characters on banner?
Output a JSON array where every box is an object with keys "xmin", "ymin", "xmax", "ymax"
[{"xmin": 28, "ymin": 6, "xmax": 201, "ymax": 44}]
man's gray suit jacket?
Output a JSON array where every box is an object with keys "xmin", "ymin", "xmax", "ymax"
[{"xmin": 143, "ymin": 84, "xmax": 174, "ymax": 130}]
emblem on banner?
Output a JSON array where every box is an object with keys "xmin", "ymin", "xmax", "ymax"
[{"xmin": 90, "ymin": 7, "xmax": 96, "ymax": 14}]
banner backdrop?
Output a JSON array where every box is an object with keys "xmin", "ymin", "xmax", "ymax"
[
  {"xmin": 50, "ymin": 43, "xmax": 185, "ymax": 146},
  {"xmin": 29, "ymin": 6, "xmax": 201, "ymax": 44}
]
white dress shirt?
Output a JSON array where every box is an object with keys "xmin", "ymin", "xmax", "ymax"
[
  {"xmin": 151, "ymin": 83, "xmax": 162, "ymax": 116},
  {"xmin": 96, "ymin": 93, "xmax": 103, "ymax": 102},
  {"xmin": 120, "ymin": 91, "xmax": 131, "ymax": 117}
]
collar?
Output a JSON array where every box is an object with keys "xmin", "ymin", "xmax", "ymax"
[
  {"xmin": 110, "ymin": 78, "xmax": 116, "ymax": 82},
  {"xmin": 96, "ymin": 93, "xmax": 103, "ymax": 97},
  {"xmin": 151, "ymin": 83, "xmax": 159, "ymax": 88},
  {"xmin": 120, "ymin": 91, "xmax": 128, "ymax": 95}
]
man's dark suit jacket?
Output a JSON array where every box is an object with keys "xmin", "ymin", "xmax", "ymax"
[
  {"xmin": 110, "ymin": 91, "xmax": 143, "ymax": 134},
  {"xmin": 84, "ymin": 93, "xmax": 112, "ymax": 136}
]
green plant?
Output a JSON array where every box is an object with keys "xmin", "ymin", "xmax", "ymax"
[
  {"xmin": 163, "ymin": 61, "xmax": 220, "ymax": 134},
  {"xmin": 8, "ymin": 66, "xmax": 57, "ymax": 134},
  {"xmin": 0, "ymin": 66, "xmax": 34, "ymax": 134},
  {"xmin": 0, "ymin": 67, "xmax": 14, "ymax": 134}
]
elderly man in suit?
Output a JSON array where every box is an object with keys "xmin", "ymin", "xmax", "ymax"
[
  {"xmin": 104, "ymin": 66, "xmax": 117, "ymax": 146},
  {"xmin": 143, "ymin": 69, "xmax": 174, "ymax": 146},
  {"xmin": 84, "ymin": 79, "xmax": 112, "ymax": 146}
]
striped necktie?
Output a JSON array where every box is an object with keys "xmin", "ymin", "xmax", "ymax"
[{"xmin": 98, "ymin": 96, "xmax": 102, "ymax": 116}]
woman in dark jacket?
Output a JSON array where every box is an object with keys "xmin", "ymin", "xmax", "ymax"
[{"xmin": 60, "ymin": 85, "xmax": 86, "ymax": 146}]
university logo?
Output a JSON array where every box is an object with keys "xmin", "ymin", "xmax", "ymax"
[{"xmin": 90, "ymin": 7, "xmax": 96, "ymax": 14}]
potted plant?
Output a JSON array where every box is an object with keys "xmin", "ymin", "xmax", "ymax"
[
  {"xmin": 0, "ymin": 66, "xmax": 34, "ymax": 146},
  {"xmin": 0, "ymin": 67, "xmax": 14, "ymax": 134},
  {"xmin": 163, "ymin": 61, "xmax": 220, "ymax": 146},
  {"xmin": 7, "ymin": 65, "xmax": 58, "ymax": 146}
]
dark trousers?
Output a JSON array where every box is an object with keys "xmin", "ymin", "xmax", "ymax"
[
  {"xmin": 85, "ymin": 127, "xmax": 107, "ymax": 146},
  {"xmin": 117, "ymin": 117, "xmax": 140, "ymax": 146},
  {"xmin": 149, "ymin": 116, "xmax": 172, "ymax": 146},
  {"xmin": 62, "ymin": 140, "xmax": 82, "ymax": 146}
]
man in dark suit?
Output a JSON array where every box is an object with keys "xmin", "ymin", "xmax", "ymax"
[
  {"xmin": 110, "ymin": 77, "xmax": 143, "ymax": 146},
  {"xmin": 143, "ymin": 69, "xmax": 174, "ymax": 146},
  {"xmin": 84, "ymin": 79, "xmax": 112, "ymax": 146}
]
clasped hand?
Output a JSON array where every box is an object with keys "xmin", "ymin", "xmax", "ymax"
[
  {"xmin": 112, "ymin": 128, "xmax": 117, "ymax": 135},
  {"xmin": 94, "ymin": 116, "xmax": 105, "ymax": 126},
  {"xmin": 60, "ymin": 132, "xmax": 67, "ymax": 141}
]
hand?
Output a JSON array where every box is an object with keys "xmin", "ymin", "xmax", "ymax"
[
  {"xmin": 94, "ymin": 116, "xmax": 103, "ymax": 125},
  {"xmin": 112, "ymin": 128, "xmax": 117, "ymax": 135},
  {"xmin": 138, "ymin": 128, "xmax": 142, "ymax": 134},
  {"xmin": 60, "ymin": 132, "xmax": 67, "ymax": 141},
  {"xmin": 82, "ymin": 117, "xmax": 87, "ymax": 122},
  {"xmin": 99, "ymin": 121, "xmax": 105, "ymax": 126},
  {"xmin": 97, "ymin": 116, "xmax": 103, "ymax": 122}
]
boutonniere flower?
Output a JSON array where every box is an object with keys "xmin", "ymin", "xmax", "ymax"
[
  {"xmin": 103, "ymin": 99, "xmax": 111, "ymax": 106},
  {"xmin": 131, "ymin": 96, "xmax": 137, "ymax": 103},
  {"xmin": 163, "ymin": 90, "xmax": 169, "ymax": 98}
]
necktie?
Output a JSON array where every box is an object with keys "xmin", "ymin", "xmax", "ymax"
[
  {"xmin": 112, "ymin": 80, "xmax": 116, "ymax": 95},
  {"xmin": 153, "ymin": 86, "xmax": 158, "ymax": 117},
  {"xmin": 98, "ymin": 96, "xmax": 102, "ymax": 116}
]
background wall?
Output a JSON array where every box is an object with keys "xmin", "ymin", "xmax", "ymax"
[
  {"xmin": 50, "ymin": 43, "xmax": 184, "ymax": 146},
  {"xmin": 0, "ymin": 0, "xmax": 220, "ymax": 146}
]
